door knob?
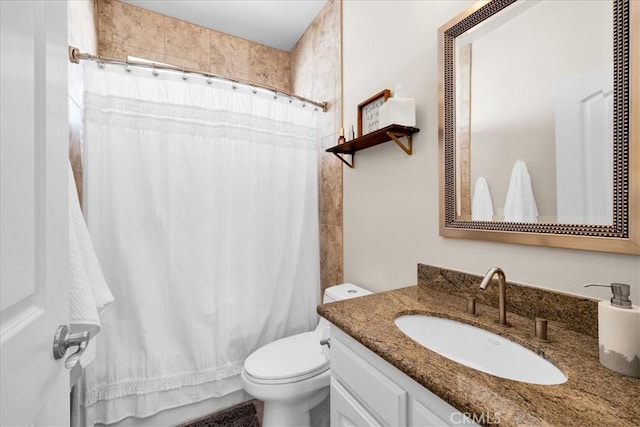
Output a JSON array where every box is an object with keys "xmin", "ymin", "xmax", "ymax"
[{"xmin": 53, "ymin": 325, "xmax": 90, "ymax": 369}]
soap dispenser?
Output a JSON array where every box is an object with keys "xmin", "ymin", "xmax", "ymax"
[{"xmin": 585, "ymin": 283, "xmax": 640, "ymax": 378}]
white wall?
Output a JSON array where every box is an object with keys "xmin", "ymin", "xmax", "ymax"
[{"xmin": 342, "ymin": 0, "xmax": 639, "ymax": 302}]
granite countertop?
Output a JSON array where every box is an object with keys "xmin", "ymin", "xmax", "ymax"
[{"xmin": 317, "ymin": 278, "xmax": 640, "ymax": 426}]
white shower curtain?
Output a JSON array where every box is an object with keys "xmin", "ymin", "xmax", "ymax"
[{"xmin": 79, "ymin": 62, "xmax": 321, "ymax": 425}]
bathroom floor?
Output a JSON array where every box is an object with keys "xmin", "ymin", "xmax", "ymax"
[{"xmin": 179, "ymin": 400, "xmax": 263, "ymax": 427}]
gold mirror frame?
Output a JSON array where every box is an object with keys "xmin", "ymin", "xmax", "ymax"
[{"xmin": 438, "ymin": 0, "xmax": 639, "ymax": 254}]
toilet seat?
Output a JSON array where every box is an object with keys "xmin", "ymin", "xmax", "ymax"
[{"xmin": 244, "ymin": 331, "xmax": 329, "ymax": 384}]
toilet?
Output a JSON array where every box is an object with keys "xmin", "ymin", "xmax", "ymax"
[{"xmin": 241, "ymin": 283, "xmax": 372, "ymax": 427}]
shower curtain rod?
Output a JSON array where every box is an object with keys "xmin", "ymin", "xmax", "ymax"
[{"xmin": 68, "ymin": 46, "xmax": 328, "ymax": 112}]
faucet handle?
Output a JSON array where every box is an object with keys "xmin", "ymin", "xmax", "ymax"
[
  {"xmin": 466, "ymin": 296, "xmax": 477, "ymax": 316},
  {"xmin": 535, "ymin": 318, "xmax": 549, "ymax": 342}
]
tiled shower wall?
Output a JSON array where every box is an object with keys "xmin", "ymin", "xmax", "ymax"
[
  {"xmin": 95, "ymin": 0, "xmax": 291, "ymax": 93},
  {"xmin": 291, "ymin": 0, "xmax": 344, "ymax": 293},
  {"xmin": 77, "ymin": 0, "xmax": 343, "ymax": 292}
]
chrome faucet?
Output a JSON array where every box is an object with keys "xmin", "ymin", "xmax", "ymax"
[{"xmin": 480, "ymin": 267, "xmax": 509, "ymax": 326}]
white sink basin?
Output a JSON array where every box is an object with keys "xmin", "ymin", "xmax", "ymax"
[{"xmin": 394, "ymin": 315, "xmax": 567, "ymax": 385}]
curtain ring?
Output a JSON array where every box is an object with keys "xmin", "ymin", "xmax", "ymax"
[
  {"xmin": 152, "ymin": 63, "xmax": 158, "ymax": 76},
  {"xmin": 182, "ymin": 69, "xmax": 187, "ymax": 80}
]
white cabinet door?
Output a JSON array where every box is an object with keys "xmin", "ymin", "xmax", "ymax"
[
  {"xmin": 0, "ymin": 1, "xmax": 69, "ymax": 425},
  {"xmin": 332, "ymin": 336, "xmax": 408, "ymax": 426},
  {"xmin": 331, "ymin": 379, "xmax": 381, "ymax": 427},
  {"xmin": 330, "ymin": 326, "xmax": 481, "ymax": 427}
]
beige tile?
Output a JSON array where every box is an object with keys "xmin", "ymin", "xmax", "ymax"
[
  {"xmin": 96, "ymin": 0, "xmax": 113, "ymax": 47},
  {"xmin": 210, "ymin": 30, "xmax": 250, "ymax": 81},
  {"xmin": 312, "ymin": 4, "xmax": 340, "ymax": 105},
  {"xmin": 98, "ymin": 39, "xmax": 126, "ymax": 59},
  {"xmin": 320, "ymin": 130, "xmax": 341, "ymax": 152},
  {"xmin": 318, "ymin": 101, "xmax": 338, "ymax": 139},
  {"xmin": 335, "ymin": 69, "xmax": 342, "ymax": 133},
  {"xmin": 320, "ymin": 177, "xmax": 342, "ymax": 227},
  {"xmin": 313, "ymin": 57, "xmax": 336, "ymax": 104},
  {"xmin": 99, "ymin": 40, "xmax": 165, "ymax": 65},
  {"xmin": 316, "ymin": 0, "xmax": 340, "ymax": 57},
  {"xmin": 290, "ymin": 43, "xmax": 315, "ymax": 99},
  {"xmin": 320, "ymin": 224, "xmax": 344, "ymax": 293},
  {"xmin": 250, "ymin": 44, "xmax": 291, "ymax": 93},
  {"xmin": 289, "ymin": 0, "xmax": 342, "ymax": 293},
  {"xmin": 290, "ymin": 0, "xmax": 340, "ymax": 125},
  {"xmin": 290, "ymin": 30, "xmax": 315, "ymax": 97},
  {"xmin": 319, "ymin": 133, "xmax": 343, "ymax": 227},
  {"xmin": 128, "ymin": 46, "xmax": 166, "ymax": 64},
  {"xmin": 111, "ymin": 0, "xmax": 165, "ymax": 54},
  {"xmin": 165, "ymin": 17, "xmax": 210, "ymax": 70},
  {"xmin": 164, "ymin": 54, "xmax": 207, "ymax": 73},
  {"xmin": 68, "ymin": 102, "xmax": 83, "ymax": 207}
]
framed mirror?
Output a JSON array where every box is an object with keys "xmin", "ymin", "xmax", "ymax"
[{"xmin": 438, "ymin": 0, "xmax": 639, "ymax": 254}]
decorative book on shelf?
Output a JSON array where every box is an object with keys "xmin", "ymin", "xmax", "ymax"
[{"xmin": 326, "ymin": 124, "xmax": 420, "ymax": 168}]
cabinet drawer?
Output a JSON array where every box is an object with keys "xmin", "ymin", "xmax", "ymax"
[
  {"xmin": 331, "ymin": 378, "xmax": 381, "ymax": 427},
  {"xmin": 332, "ymin": 337, "xmax": 407, "ymax": 426}
]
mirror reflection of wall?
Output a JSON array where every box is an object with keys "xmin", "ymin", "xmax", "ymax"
[{"xmin": 456, "ymin": 0, "xmax": 613, "ymax": 224}]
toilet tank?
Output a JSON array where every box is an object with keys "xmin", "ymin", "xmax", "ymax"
[
  {"xmin": 316, "ymin": 284, "xmax": 372, "ymax": 337},
  {"xmin": 323, "ymin": 283, "xmax": 372, "ymax": 303}
]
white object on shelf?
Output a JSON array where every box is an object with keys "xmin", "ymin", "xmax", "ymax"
[{"xmin": 379, "ymin": 84, "xmax": 416, "ymax": 128}]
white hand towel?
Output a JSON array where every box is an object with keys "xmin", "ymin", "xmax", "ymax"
[
  {"xmin": 68, "ymin": 163, "xmax": 114, "ymax": 368},
  {"xmin": 503, "ymin": 160, "xmax": 539, "ymax": 223},
  {"xmin": 471, "ymin": 177, "xmax": 494, "ymax": 221}
]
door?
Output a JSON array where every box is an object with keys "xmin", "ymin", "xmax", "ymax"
[
  {"xmin": 1, "ymin": 1, "xmax": 69, "ymax": 425},
  {"xmin": 555, "ymin": 65, "xmax": 614, "ymax": 224}
]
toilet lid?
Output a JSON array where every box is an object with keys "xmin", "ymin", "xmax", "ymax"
[{"xmin": 244, "ymin": 331, "xmax": 329, "ymax": 384}]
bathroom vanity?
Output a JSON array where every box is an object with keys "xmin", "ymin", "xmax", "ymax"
[
  {"xmin": 318, "ymin": 265, "xmax": 640, "ymax": 426},
  {"xmin": 331, "ymin": 326, "xmax": 479, "ymax": 426}
]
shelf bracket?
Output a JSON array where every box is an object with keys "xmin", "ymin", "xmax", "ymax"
[
  {"xmin": 332, "ymin": 152, "xmax": 355, "ymax": 169},
  {"xmin": 387, "ymin": 131, "xmax": 413, "ymax": 155}
]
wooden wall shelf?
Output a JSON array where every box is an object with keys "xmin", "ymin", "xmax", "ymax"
[{"xmin": 326, "ymin": 124, "xmax": 420, "ymax": 168}]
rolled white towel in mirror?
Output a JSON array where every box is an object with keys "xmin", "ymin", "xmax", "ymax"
[
  {"xmin": 503, "ymin": 160, "xmax": 539, "ymax": 223},
  {"xmin": 471, "ymin": 177, "xmax": 494, "ymax": 221}
]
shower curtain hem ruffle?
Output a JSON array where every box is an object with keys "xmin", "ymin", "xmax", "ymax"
[
  {"xmin": 77, "ymin": 374, "xmax": 245, "ymax": 426},
  {"xmin": 84, "ymin": 363, "xmax": 243, "ymax": 406}
]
